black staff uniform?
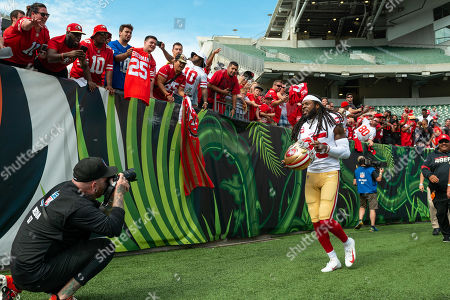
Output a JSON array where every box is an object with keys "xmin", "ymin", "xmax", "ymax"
[{"xmin": 421, "ymin": 149, "xmax": 450, "ymax": 241}]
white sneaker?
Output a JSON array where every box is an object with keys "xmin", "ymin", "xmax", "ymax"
[
  {"xmin": 344, "ymin": 237, "xmax": 356, "ymax": 267},
  {"xmin": 321, "ymin": 258, "xmax": 341, "ymax": 272}
]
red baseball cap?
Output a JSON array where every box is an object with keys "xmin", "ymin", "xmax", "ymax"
[
  {"xmin": 341, "ymin": 101, "xmax": 349, "ymax": 108},
  {"xmin": 374, "ymin": 113, "xmax": 383, "ymax": 118},
  {"xmin": 66, "ymin": 23, "xmax": 85, "ymax": 34},
  {"xmin": 91, "ymin": 24, "xmax": 111, "ymax": 38},
  {"xmin": 437, "ymin": 134, "xmax": 450, "ymax": 143}
]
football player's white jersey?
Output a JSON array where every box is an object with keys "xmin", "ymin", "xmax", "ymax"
[
  {"xmin": 183, "ymin": 60, "xmax": 208, "ymax": 106},
  {"xmin": 298, "ymin": 113, "xmax": 343, "ymax": 173},
  {"xmin": 355, "ymin": 118, "xmax": 376, "ymax": 142}
]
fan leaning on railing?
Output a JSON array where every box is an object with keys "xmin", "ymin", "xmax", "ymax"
[{"xmin": 213, "ymin": 92, "xmax": 250, "ymax": 121}]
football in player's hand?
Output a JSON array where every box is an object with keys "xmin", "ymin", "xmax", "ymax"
[{"xmin": 283, "ymin": 142, "xmax": 313, "ymax": 170}]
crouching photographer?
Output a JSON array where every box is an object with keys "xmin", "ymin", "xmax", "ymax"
[
  {"xmin": 353, "ymin": 156, "xmax": 384, "ymax": 232},
  {"xmin": 1, "ymin": 157, "xmax": 133, "ymax": 300}
]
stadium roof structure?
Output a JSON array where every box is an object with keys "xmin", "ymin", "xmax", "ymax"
[
  {"xmin": 198, "ymin": 0, "xmax": 450, "ymax": 103},
  {"xmin": 266, "ymin": 0, "xmax": 386, "ymax": 40},
  {"xmin": 265, "ymin": 0, "xmax": 450, "ymax": 42}
]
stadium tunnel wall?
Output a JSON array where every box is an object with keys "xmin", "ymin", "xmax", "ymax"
[{"xmin": 0, "ymin": 64, "xmax": 432, "ymax": 260}]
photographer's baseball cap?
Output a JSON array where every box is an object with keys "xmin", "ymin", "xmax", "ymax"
[
  {"xmin": 91, "ymin": 25, "xmax": 111, "ymax": 38},
  {"xmin": 73, "ymin": 157, "xmax": 117, "ymax": 182},
  {"xmin": 66, "ymin": 23, "xmax": 85, "ymax": 34}
]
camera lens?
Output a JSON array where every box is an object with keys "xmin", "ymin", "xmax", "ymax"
[{"xmin": 122, "ymin": 168, "xmax": 137, "ymax": 182}]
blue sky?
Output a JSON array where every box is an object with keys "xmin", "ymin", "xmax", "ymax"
[{"xmin": 1, "ymin": 0, "xmax": 276, "ymax": 67}]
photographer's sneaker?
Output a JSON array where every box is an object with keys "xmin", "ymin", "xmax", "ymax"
[
  {"xmin": 321, "ymin": 258, "xmax": 341, "ymax": 273},
  {"xmin": 443, "ymin": 235, "xmax": 450, "ymax": 243},
  {"xmin": 344, "ymin": 237, "xmax": 356, "ymax": 267},
  {"xmin": 0, "ymin": 275, "xmax": 21, "ymax": 300},
  {"xmin": 354, "ymin": 220, "xmax": 363, "ymax": 230}
]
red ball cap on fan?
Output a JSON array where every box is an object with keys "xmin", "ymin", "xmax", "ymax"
[
  {"xmin": 66, "ymin": 23, "xmax": 85, "ymax": 34},
  {"xmin": 437, "ymin": 134, "xmax": 450, "ymax": 143},
  {"xmin": 341, "ymin": 101, "xmax": 349, "ymax": 108},
  {"xmin": 91, "ymin": 24, "xmax": 111, "ymax": 38}
]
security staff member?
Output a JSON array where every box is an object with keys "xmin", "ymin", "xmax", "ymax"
[
  {"xmin": 353, "ymin": 156, "xmax": 383, "ymax": 232},
  {"xmin": 422, "ymin": 134, "xmax": 450, "ymax": 243},
  {"xmin": 1, "ymin": 157, "xmax": 129, "ymax": 300}
]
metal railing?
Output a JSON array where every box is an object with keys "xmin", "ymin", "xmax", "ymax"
[{"xmin": 213, "ymin": 93, "xmax": 249, "ymax": 121}]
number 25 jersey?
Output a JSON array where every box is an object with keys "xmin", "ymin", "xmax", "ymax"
[
  {"xmin": 70, "ymin": 38, "xmax": 113, "ymax": 86},
  {"xmin": 298, "ymin": 113, "xmax": 342, "ymax": 173},
  {"xmin": 123, "ymin": 47, "xmax": 156, "ymax": 105}
]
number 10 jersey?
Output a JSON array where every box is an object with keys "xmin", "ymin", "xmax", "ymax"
[
  {"xmin": 183, "ymin": 61, "xmax": 208, "ymax": 106},
  {"xmin": 70, "ymin": 38, "xmax": 113, "ymax": 86}
]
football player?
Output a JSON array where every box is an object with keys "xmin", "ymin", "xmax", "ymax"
[{"xmin": 291, "ymin": 94, "xmax": 356, "ymax": 272}]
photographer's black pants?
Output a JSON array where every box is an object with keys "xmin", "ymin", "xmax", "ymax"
[
  {"xmin": 12, "ymin": 238, "xmax": 115, "ymax": 294},
  {"xmin": 433, "ymin": 194, "xmax": 450, "ymax": 237}
]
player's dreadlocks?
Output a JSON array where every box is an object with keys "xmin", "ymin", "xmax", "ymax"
[{"xmin": 291, "ymin": 96, "xmax": 343, "ymax": 142}]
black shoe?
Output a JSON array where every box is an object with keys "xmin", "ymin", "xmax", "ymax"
[
  {"xmin": 432, "ymin": 228, "xmax": 441, "ymax": 236},
  {"xmin": 444, "ymin": 236, "xmax": 450, "ymax": 243}
]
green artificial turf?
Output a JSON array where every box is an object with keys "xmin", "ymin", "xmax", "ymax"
[{"xmin": 7, "ymin": 223, "xmax": 450, "ymax": 299}]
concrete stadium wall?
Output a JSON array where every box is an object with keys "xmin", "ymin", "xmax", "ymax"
[
  {"xmin": 386, "ymin": 0, "xmax": 448, "ymax": 41},
  {"xmin": 391, "ymin": 25, "xmax": 436, "ymax": 48}
]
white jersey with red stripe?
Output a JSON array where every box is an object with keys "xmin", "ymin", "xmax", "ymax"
[
  {"xmin": 183, "ymin": 60, "xmax": 207, "ymax": 106},
  {"xmin": 355, "ymin": 118, "xmax": 376, "ymax": 142},
  {"xmin": 298, "ymin": 113, "xmax": 342, "ymax": 173}
]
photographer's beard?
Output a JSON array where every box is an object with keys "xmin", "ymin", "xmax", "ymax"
[
  {"xmin": 93, "ymin": 178, "xmax": 109, "ymax": 198},
  {"xmin": 74, "ymin": 178, "xmax": 109, "ymax": 200}
]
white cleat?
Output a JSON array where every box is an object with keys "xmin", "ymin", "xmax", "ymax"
[
  {"xmin": 321, "ymin": 258, "xmax": 342, "ymax": 273},
  {"xmin": 344, "ymin": 237, "xmax": 356, "ymax": 267}
]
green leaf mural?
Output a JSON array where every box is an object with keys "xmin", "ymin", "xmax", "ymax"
[
  {"xmin": 2, "ymin": 64, "xmax": 432, "ymax": 252},
  {"xmin": 247, "ymin": 122, "xmax": 284, "ymax": 177}
]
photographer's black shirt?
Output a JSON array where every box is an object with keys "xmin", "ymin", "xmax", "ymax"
[{"xmin": 10, "ymin": 181, "xmax": 125, "ymax": 277}]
